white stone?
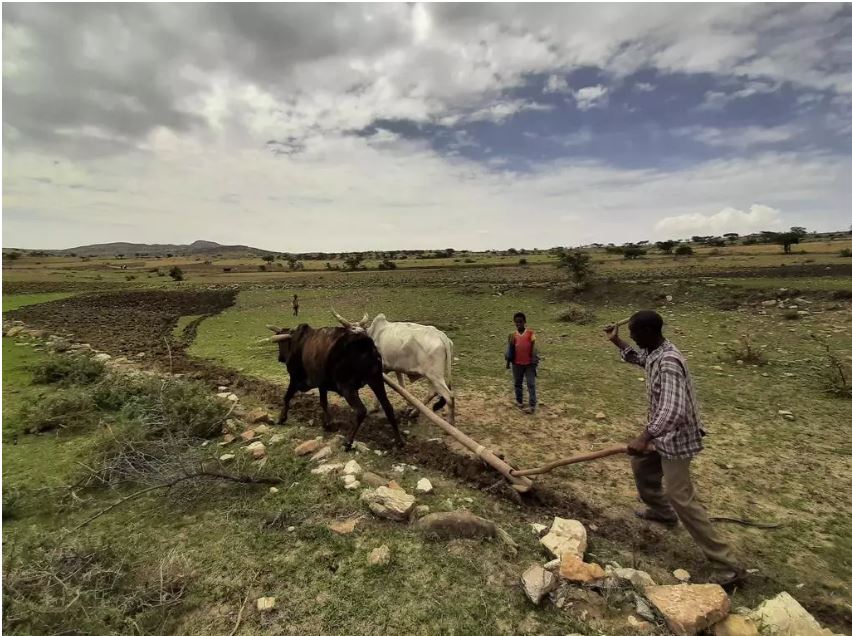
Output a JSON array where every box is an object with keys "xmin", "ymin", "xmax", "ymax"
[
  {"xmin": 268, "ymin": 434, "xmax": 285, "ymax": 445},
  {"xmin": 605, "ymin": 566, "xmax": 657, "ymax": 591},
  {"xmin": 310, "ymin": 463, "xmax": 344, "ymax": 475},
  {"xmin": 352, "ymin": 441, "xmax": 370, "ymax": 453},
  {"xmin": 256, "ymin": 597, "xmax": 276, "ymax": 612},
  {"xmin": 521, "ymin": 564, "xmax": 558, "ymax": 605},
  {"xmin": 531, "ymin": 523, "xmax": 548, "ymax": 535},
  {"xmin": 343, "ymin": 460, "xmax": 362, "ymax": 476},
  {"xmin": 269, "ymin": 487, "xmax": 279, "ymax": 494},
  {"xmin": 93, "ymin": 353, "xmax": 112, "ymax": 362},
  {"xmin": 227, "ymin": 393, "xmax": 239, "ymax": 402},
  {"xmin": 342, "ymin": 474, "xmax": 358, "ymax": 485},
  {"xmin": 219, "ymin": 453, "xmax": 235, "ymax": 463},
  {"xmin": 368, "ymin": 545, "xmax": 391, "ymax": 566},
  {"xmin": 415, "ymin": 478, "xmax": 433, "ymax": 494},
  {"xmin": 216, "ymin": 392, "xmax": 231, "ymax": 399},
  {"xmin": 543, "ymin": 558, "xmax": 561, "ymax": 571},
  {"xmin": 217, "ymin": 385, "xmax": 229, "ymax": 391},
  {"xmin": 360, "ymin": 486, "xmax": 416, "ymax": 521},
  {"xmin": 344, "ymin": 480, "xmax": 361, "ymax": 490},
  {"xmin": 310, "ymin": 446, "xmax": 332, "ymax": 462},
  {"xmin": 540, "ymin": 517, "xmax": 587, "ymax": 559},
  {"xmin": 674, "ymin": 568, "xmax": 691, "ymax": 582},
  {"xmin": 749, "ymin": 592, "xmax": 840, "ymax": 636}
]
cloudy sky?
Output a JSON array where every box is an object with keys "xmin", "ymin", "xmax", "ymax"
[{"xmin": 3, "ymin": 3, "xmax": 851, "ymax": 251}]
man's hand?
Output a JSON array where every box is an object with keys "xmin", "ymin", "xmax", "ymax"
[
  {"xmin": 604, "ymin": 324, "xmax": 619, "ymax": 342},
  {"xmin": 626, "ymin": 431, "xmax": 653, "ymax": 456}
]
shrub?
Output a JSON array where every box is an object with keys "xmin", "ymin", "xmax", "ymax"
[
  {"xmin": 675, "ymin": 245, "xmax": 694, "ymax": 256},
  {"xmin": 518, "ymin": 258, "xmax": 528, "ymax": 266},
  {"xmin": 222, "ymin": 267, "xmax": 232, "ymax": 272},
  {"xmin": 463, "ymin": 258, "xmax": 475, "ymax": 263},
  {"xmin": 720, "ymin": 335, "xmax": 767, "ymax": 366},
  {"xmin": 32, "ymin": 355, "xmax": 106, "ymax": 386},
  {"xmin": 556, "ymin": 303, "xmax": 595, "ymax": 324},
  {"xmin": 812, "ymin": 335, "xmax": 851, "ymax": 398},
  {"xmin": 622, "ymin": 247, "xmax": 646, "ymax": 259},
  {"xmin": 125, "ymin": 275, "xmax": 136, "ymax": 281},
  {"xmin": 377, "ymin": 258, "xmax": 397, "ymax": 270},
  {"xmin": 783, "ymin": 309, "xmax": 801, "ymax": 320},
  {"xmin": 840, "ymin": 248, "xmax": 852, "ymax": 257},
  {"xmin": 20, "ymin": 388, "xmax": 100, "ymax": 433},
  {"xmin": 168, "ymin": 267, "xmax": 182, "ymax": 280},
  {"xmin": 557, "ymin": 250, "xmax": 593, "ymax": 289}
]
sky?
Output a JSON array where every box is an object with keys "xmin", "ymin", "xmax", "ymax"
[{"xmin": 3, "ymin": 3, "xmax": 852, "ymax": 251}]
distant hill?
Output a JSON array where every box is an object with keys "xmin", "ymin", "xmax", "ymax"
[{"xmin": 48, "ymin": 240, "xmax": 275, "ymax": 258}]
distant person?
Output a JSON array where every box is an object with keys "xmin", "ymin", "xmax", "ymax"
[
  {"xmin": 604, "ymin": 310, "xmax": 743, "ymax": 586},
  {"xmin": 505, "ymin": 311, "xmax": 538, "ymax": 413},
  {"xmin": 292, "ymin": 294, "xmax": 299, "ymax": 317}
]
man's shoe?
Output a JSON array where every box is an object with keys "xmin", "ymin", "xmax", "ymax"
[
  {"xmin": 514, "ymin": 402, "xmax": 525, "ymax": 411},
  {"xmin": 634, "ymin": 509, "xmax": 678, "ymax": 527},
  {"xmin": 708, "ymin": 569, "xmax": 746, "ymax": 588}
]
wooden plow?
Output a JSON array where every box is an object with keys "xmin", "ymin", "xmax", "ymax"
[{"xmin": 382, "ymin": 374, "xmax": 535, "ymax": 493}]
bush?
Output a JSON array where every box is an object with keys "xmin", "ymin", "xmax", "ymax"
[
  {"xmin": 556, "ymin": 303, "xmax": 595, "ymax": 324},
  {"xmin": 20, "ymin": 388, "xmax": 100, "ymax": 433},
  {"xmin": 675, "ymin": 245, "xmax": 694, "ymax": 256},
  {"xmin": 32, "ymin": 355, "xmax": 106, "ymax": 386},
  {"xmin": 518, "ymin": 258, "xmax": 528, "ymax": 266},
  {"xmin": 377, "ymin": 258, "xmax": 397, "ymax": 270},
  {"xmin": 840, "ymin": 248, "xmax": 852, "ymax": 257},
  {"xmin": 168, "ymin": 266, "xmax": 183, "ymax": 281},
  {"xmin": 623, "ymin": 247, "xmax": 646, "ymax": 259},
  {"xmin": 783, "ymin": 309, "xmax": 801, "ymax": 320},
  {"xmin": 125, "ymin": 275, "xmax": 136, "ymax": 281},
  {"xmin": 557, "ymin": 250, "xmax": 593, "ymax": 289},
  {"xmin": 812, "ymin": 335, "xmax": 851, "ymax": 398},
  {"xmin": 720, "ymin": 335, "xmax": 767, "ymax": 366},
  {"xmin": 463, "ymin": 258, "xmax": 475, "ymax": 263}
]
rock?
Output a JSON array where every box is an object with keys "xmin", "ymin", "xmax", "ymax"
[
  {"xmin": 712, "ymin": 614, "xmax": 759, "ymax": 636},
  {"xmin": 220, "ymin": 433, "xmax": 236, "ymax": 445},
  {"xmin": 361, "ymin": 472, "xmax": 389, "ymax": 488},
  {"xmin": 713, "ymin": 365, "xmax": 724, "ymax": 371},
  {"xmin": 604, "ymin": 566, "xmax": 657, "ymax": 591},
  {"xmin": 635, "ymin": 593, "xmax": 656, "ymax": 622},
  {"xmin": 762, "ymin": 299, "xmax": 777, "ymax": 306},
  {"xmin": 256, "ymin": 596, "xmax": 276, "ymax": 612},
  {"xmin": 329, "ymin": 517, "xmax": 360, "ymax": 534},
  {"xmin": 268, "ymin": 434, "xmax": 285, "ymax": 445},
  {"xmin": 4, "ymin": 326, "xmax": 26, "ymax": 337},
  {"xmin": 595, "ymin": 412, "xmax": 606, "ymax": 420},
  {"xmin": 415, "ymin": 478, "xmax": 433, "ymax": 494},
  {"xmin": 778, "ymin": 410, "xmax": 795, "ymax": 421},
  {"xmin": 558, "ymin": 554, "xmax": 605, "ymax": 582},
  {"xmin": 253, "ymin": 424, "xmax": 272, "ymax": 435},
  {"xmin": 628, "ymin": 615, "xmax": 654, "ymax": 631},
  {"xmin": 665, "ymin": 295, "xmax": 673, "ymax": 302},
  {"xmin": 93, "ymin": 353, "xmax": 111, "ymax": 362},
  {"xmin": 310, "ymin": 463, "xmax": 344, "ymax": 475},
  {"xmin": 246, "ymin": 408, "xmax": 272, "ymax": 424},
  {"xmin": 368, "ymin": 545, "xmax": 391, "ymax": 566},
  {"xmin": 386, "ymin": 480, "xmax": 404, "ymax": 491},
  {"xmin": 227, "ymin": 393, "xmax": 239, "ymax": 402},
  {"xmin": 543, "ymin": 558, "xmax": 561, "ymax": 571},
  {"xmin": 521, "ymin": 564, "xmax": 558, "ymax": 606},
  {"xmin": 645, "ymin": 584, "xmax": 730, "ymax": 636},
  {"xmin": 219, "ymin": 453, "xmax": 235, "ymax": 463},
  {"xmin": 392, "ymin": 464, "xmax": 405, "ymax": 474},
  {"xmin": 245, "ymin": 441, "xmax": 266, "ymax": 459},
  {"xmin": 343, "ymin": 460, "xmax": 362, "ymax": 476},
  {"xmin": 217, "ymin": 385, "xmax": 229, "ymax": 391},
  {"xmin": 415, "ymin": 511, "xmax": 497, "ymax": 541},
  {"xmin": 310, "ymin": 446, "xmax": 332, "ymax": 462},
  {"xmin": 223, "ymin": 419, "xmax": 241, "ymax": 434},
  {"xmin": 352, "ymin": 441, "xmax": 370, "ymax": 453},
  {"xmin": 531, "ymin": 522, "xmax": 548, "ymax": 536},
  {"xmin": 413, "ymin": 505, "xmax": 431, "ymax": 518},
  {"xmin": 48, "ymin": 338, "xmax": 71, "ymax": 352},
  {"xmin": 674, "ymin": 568, "xmax": 691, "ymax": 582},
  {"xmin": 748, "ymin": 592, "xmax": 839, "ymax": 636},
  {"xmin": 540, "ymin": 517, "xmax": 587, "ymax": 559},
  {"xmin": 216, "ymin": 391, "xmax": 231, "ymax": 399},
  {"xmin": 269, "ymin": 487, "xmax": 279, "ymax": 494},
  {"xmin": 240, "ymin": 429, "xmax": 256, "ymax": 442},
  {"xmin": 360, "ymin": 486, "xmax": 416, "ymax": 522}
]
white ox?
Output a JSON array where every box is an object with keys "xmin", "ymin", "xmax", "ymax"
[{"xmin": 332, "ymin": 310, "xmax": 455, "ymax": 424}]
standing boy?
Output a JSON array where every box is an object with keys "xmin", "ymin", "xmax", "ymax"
[
  {"xmin": 292, "ymin": 294, "xmax": 299, "ymax": 317},
  {"xmin": 505, "ymin": 312, "xmax": 538, "ymax": 413}
]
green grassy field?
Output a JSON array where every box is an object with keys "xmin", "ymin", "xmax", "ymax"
[{"xmin": 3, "ymin": 248, "xmax": 851, "ymax": 633}]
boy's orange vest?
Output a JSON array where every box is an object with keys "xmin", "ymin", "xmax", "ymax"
[{"xmin": 512, "ymin": 330, "xmax": 535, "ymax": 365}]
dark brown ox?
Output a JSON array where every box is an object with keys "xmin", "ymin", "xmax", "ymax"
[{"xmin": 266, "ymin": 323, "xmax": 403, "ymax": 449}]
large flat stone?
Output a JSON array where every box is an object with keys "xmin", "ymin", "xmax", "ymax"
[
  {"xmin": 360, "ymin": 486, "xmax": 415, "ymax": 522},
  {"xmin": 645, "ymin": 584, "xmax": 730, "ymax": 636},
  {"xmin": 521, "ymin": 564, "xmax": 558, "ymax": 606},
  {"xmin": 540, "ymin": 517, "xmax": 587, "ymax": 559},
  {"xmin": 748, "ymin": 592, "xmax": 840, "ymax": 636}
]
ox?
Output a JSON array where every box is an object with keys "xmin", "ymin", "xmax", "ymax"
[
  {"xmin": 331, "ymin": 310, "xmax": 455, "ymax": 424},
  {"xmin": 266, "ymin": 323, "xmax": 403, "ymax": 449}
]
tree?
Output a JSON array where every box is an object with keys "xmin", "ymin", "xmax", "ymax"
[
  {"xmin": 168, "ymin": 266, "xmax": 184, "ymax": 281},
  {"xmin": 776, "ymin": 232, "xmax": 800, "ymax": 254},
  {"xmin": 623, "ymin": 247, "xmax": 646, "ymax": 259},
  {"xmin": 557, "ymin": 250, "xmax": 593, "ymax": 289},
  {"xmin": 262, "ymin": 255, "xmax": 275, "ymax": 263},
  {"xmin": 4, "ymin": 251, "xmax": 21, "ymax": 261},
  {"xmin": 675, "ymin": 244, "xmax": 694, "ymax": 256},
  {"xmin": 790, "ymin": 226, "xmax": 807, "ymax": 237},
  {"xmin": 723, "ymin": 233, "xmax": 739, "ymax": 243},
  {"xmin": 377, "ymin": 258, "xmax": 397, "ymax": 270},
  {"xmin": 655, "ymin": 240, "xmax": 676, "ymax": 254},
  {"xmin": 343, "ymin": 254, "xmax": 364, "ymax": 271}
]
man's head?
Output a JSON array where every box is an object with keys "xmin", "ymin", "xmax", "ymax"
[
  {"xmin": 628, "ymin": 310, "xmax": 664, "ymax": 350},
  {"xmin": 513, "ymin": 312, "xmax": 526, "ymax": 331}
]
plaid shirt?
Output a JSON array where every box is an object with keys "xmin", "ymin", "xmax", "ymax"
[{"xmin": 620, "ymin": 340, "xmax": 705, "ymax": 459}]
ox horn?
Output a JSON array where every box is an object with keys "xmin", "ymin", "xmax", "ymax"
[
  {"xmin": 330, "ymin": 307, "xmax": 354, "ymax": 328},
  {"xmin": 268, "ymin": 333, "xmax": 292, "ymax": 342},
  {"xmin": 266, "ymin": 324, "xmax": 283, "ymax": 333},
  {"xmin": 358, "ymin": 313, "xmax": 369, "ymax": 327}
]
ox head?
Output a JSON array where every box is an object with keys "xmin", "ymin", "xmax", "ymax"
[
  {"xmin": 330, "ymin": 307, "xmax": 370, "ymax": 332},
  {"xmin": 266, "ymin": 324, "xmax": 294, "ymax": 363}
]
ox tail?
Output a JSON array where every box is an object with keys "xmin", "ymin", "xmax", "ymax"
[{"xmin": 432, "ymin": 337, "xmax": 454, "ymax": 413}]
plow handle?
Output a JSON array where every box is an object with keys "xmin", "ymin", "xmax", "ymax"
[{"xmin": 510, "ymin": 444, "xmax": 629, "ymax": 477}]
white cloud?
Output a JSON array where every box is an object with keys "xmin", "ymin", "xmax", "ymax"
[
  {"xmin": 573, "ymin": 85, "xmax": 608, "ymax": 110},
  {"xmin": 674, "ymin": 125, "xmax": 800, "ymax": 149},
  {"xmin": 544, "ymin": 74, "xmax": 570, "ymax": 94},
  {"xmin": 654, "ymin": 204, "xmax": 782, "ymax": 237},
  {"xmin": 634, "ymin": 82, "xmax": 655, "ymax": 92}
]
